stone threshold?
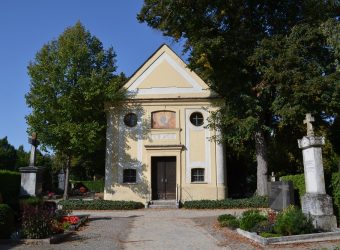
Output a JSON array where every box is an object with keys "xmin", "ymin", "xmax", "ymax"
[{"xmin": 237, "ymin": 228, "xmax": 340, "ymax": 245}]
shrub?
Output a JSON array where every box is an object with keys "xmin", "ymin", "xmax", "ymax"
[
  {"xmin": 217, "ymin": 214, "xmax": 236, "ymax": 223},
  {"xmin": 281, "ymin": 174, "xmax": 305, "ymax": 200},
  {"xmin": 259, "ymin": 232, "xmax": 282, "ymax": 238},
  {"xmin": 220, "ymin": 218, "xmax": 240, "ymax": 229},
  {"xmin": 20, "ymin": 196, "xmax": 43, "ymax": 209},
  {"xmin": 0, "ymin": 204, "xmax": 15, "ymax": 238},
  {"xmin": 70, "ymin": 180, "xmax": 104, "ymax": 193},
  {"xmin": 183, "ymin": 196, "xmax": 268, "ymax": 209},
  {"xmin": 58, "ymin": 199, "xmax": 144, "ymax": 210},
  {"xmin": 239, "ymin": 210, "xmax": 267, "ymax": 232},
  {"xmin": 22, "ymin": 206, "xmax": 55, "ymax": 239},
  {"xmin": 331, "ymin": 173, "xmax": 340, "ymax": 220},
  {"xmin": 0, "ymin": 170, "xmax": 20, "ymax": 203},
  {"xmin": 274, "ymin": 205, "xmax": 314, "ymax": 236}
]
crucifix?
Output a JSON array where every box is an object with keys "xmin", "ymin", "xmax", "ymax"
[
  {"xmin": 303, "ymin": 113, "xmax": 315, "ymax": 136},
  {"xmin": 28, "ymin": 132, "xmax": 40, "ymax": 167}
]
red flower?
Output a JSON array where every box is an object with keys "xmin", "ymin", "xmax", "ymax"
[{"xmin": 62, "ymin": 216, "xmax": 80, "ymax": 225}]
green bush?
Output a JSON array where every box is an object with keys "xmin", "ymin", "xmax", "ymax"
[
  {"xmin": 20, "ymin": 196, "xmax": 43, "ymax": 208},
  {"xmin": 259, "ymin": 232, "xmax": 282, "ymax": 238},
  {"xmin": 281, "ymin": 174, "xmax": 305, "ymax": 199},
  {"xmin": 217, "ymin": 214, "xmax": 236, "ymax": 223},
  {"xmin": 22, "ymin": 206, "xmax": 54, "ymax": 239},
  {"xmin": 239, "ymin": 210, "xmax": 267, "ymax": 232},
  {"xmin": 331, "ymin": 173, "xmax": 340, "ymax": 220},
  {"xmin": 183, "ymin": 196, "xmax": 268, "ymax": 209},
  {"xmin": 0, "ymin": 204, "xmax": 15, "ymax": 238},
  {"xmin": 274, "ymin": 205, "xmax": 314, "ymax": 236},
  {"xmin": 0, "ymin": 170, "xmax": 20, "ymax": 203},
  {"xmin": 220, "ymin": 218, "xmax": 240, "ymax": 229},
  {"xmin": 58, "ymin": 199, "xmax": 144, "ymax": 210},
  {"xmin": 70, "ymin": 180, "xmax": 104, "ymax": 193}
]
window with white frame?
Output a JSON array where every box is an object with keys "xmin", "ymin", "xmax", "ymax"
[{"xmin": 191, "ymin": 168, "xmax": 205, "ymax": 182}]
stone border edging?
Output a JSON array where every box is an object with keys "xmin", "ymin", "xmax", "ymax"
[{"xmin": 237, "ymin": 228, "xmax": 340, "ymax": 245}]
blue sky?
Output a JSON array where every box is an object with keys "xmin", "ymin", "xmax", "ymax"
[{"xmin": 0, "ymin": 0, "xmax": 185, "ymax": 151}]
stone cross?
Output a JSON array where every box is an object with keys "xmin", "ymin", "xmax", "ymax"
[
  {"xmin": 28, "ymin": 132, "xmax": 40, "ymax": 167},
  {"xmin": 303, "ymin": 113, "xmax": 315, "ymax": 136}
]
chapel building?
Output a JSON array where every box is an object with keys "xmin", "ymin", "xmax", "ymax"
[{"xmin": 104, "ymin": 44, "xmax": 226, "ymax": 206}]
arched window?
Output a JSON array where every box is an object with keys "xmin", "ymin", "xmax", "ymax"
[
  {"xmin": 191, "ymin": 168, "xmax": 205, "ymax": 182},
  {"xmin": 152, "ymin": 111, "xmax": 176, "ymax": 129}
]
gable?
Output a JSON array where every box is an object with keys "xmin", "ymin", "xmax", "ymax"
[{"xmin": 124, "ymin": 44, "xmax": 216, "ymax": 99}]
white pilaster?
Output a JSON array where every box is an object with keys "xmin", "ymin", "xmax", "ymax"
[{"xmin": 216, "ymin": 129, "xmax": 225, "ymax": 185}]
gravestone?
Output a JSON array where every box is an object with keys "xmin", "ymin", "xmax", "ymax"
[
  {"xmin": 58, "ymin": 169, "xmax": 65, "ymax": 191},
  {"xmin": 19, "ymin": 132, "xmax": 44, "ymax": 196},
  {"xmin": 298, "ymin": 114, "xmax": 337, "ymax": 231},
  {"xmin": 268, "ymin": 181, "xmax": 294, "ymax": 211}
]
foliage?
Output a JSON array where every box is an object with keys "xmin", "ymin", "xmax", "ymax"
[
  {"xmin": 58, "ymin": 199, "xmax": 144, "ymax": 210},
  {"xmin": 331, "ymin": 173, "xmax": 340, "ymax": 220},
  {"xmin": 138, "ymin": 0, "xmax": 339, "ymax": 196},
  {"xmin": 274, "ymin": 205, "xmax": 314, "ymax": 236},
  {"xmin": 26, "ymin": 21, "xmax": 124, "ymax": 198},
  {"xmin": 70, "ymin": 180, "xmax": 104, "ymax": 193},
  {"xmin": 20, "ymin": 196, "xmax": 43, "ymax": 208},
  {"xmin": 239, "ymin": 210, "xmax": 267, "ymax": 232},
  {"xmin": 0, "ymin": 170, "xmax": 20, "ymax": 203},
  {"xmin": 218, "ymin": 214, "xmax": 240, "ymax": 229},
  {"xmin": 259, "ymin": 232, "xmax": 282, "ymax": 238},
  {"xmin": 0, "ymin": 137, "xmax": 17, "ymax": 170},
  {"xmin": 280, "ymin": 174, "xmax": 305, "ymax": 199},
  {"xmin": 183, "ymin": 196, "xmax": 268, "ymax": 209},
  {"xmin": 0, "ymin": 204, "xmax": 15, "ymax": 239},
  {"xmin": 217, "ymin": 214, "xmax": 236, "ymax": 223},
  {"xmin": 22, "ymin": 205, "xmax": 55, "ymax": 239}
]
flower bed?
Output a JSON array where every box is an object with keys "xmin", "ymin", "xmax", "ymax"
[{"xmin": 217, "ymin": 205, "xmax": 323, "ymax": 245}]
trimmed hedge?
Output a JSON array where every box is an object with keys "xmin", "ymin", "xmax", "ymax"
[
  {"xmin": 0, "ymin": 170, "xmax": 21, "ymax": 203},
  {"xmin": 280, "ymin": 174, "xmax": 305, "ymax": 199},
  {"xmin": 183, "ymin": 196, "xmax": 268, "ymax": 209},
  {"xmin": 0, "ymin": 204, "xmax": 15, "ymax": 238},
  {"xmin": 58, "ymin": 199, "xmax": 144, "ymax": 210},
  {"xmin": 70, "ymin": 180, "xmax": 104, "ymax": 193}
]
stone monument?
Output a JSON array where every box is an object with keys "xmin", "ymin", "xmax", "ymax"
[
  {"xmin": 19, "ymin": 132, "xmax": 44, "ymax": 196},
  {"xmin": 298, "ymin": 113, "xmax": 337, "ymax": 231}
]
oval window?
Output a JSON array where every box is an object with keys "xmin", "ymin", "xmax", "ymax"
[
  {"xmin": 190, "ymin": 112, "xmax": 204, "ymax": 126},
  {"xmin": 124, "ymin": 113, "xmax": 137, "ymax": 127}
]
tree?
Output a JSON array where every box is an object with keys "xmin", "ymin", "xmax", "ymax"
[
  {"xmin": 0, "ymin": 137, "xmax": 17, "ymax": 170},
  {"xmin": 26, "ymin": 22, "xmax": 123, "ymax": 199},
  {"xmin": 15, "ymin": 145, "xmax": 29, "ymax": 169},
  {"xmin": 138, "ymin": 0, "xmax": 339, "ymax": 195}
]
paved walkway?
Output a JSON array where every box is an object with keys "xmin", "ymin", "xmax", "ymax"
[{"xmin": 3, "ymin": 209, "xmax": 340, "ymax": 250}]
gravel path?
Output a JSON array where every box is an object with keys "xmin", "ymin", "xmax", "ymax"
[{"xmin": 2, "ymin": 209, "xmax": 340, "ymax": 250}]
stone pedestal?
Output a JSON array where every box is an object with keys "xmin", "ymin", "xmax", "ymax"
[
  {"xmin": 19, "ymin": 166, "xmax": 44, "ymax": 196},
  {"xmin": 298, "ymin": 136, "xmax": 337, "ymax": 231}
]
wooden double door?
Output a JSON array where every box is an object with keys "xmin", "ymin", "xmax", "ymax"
[{"xmin": 151, "ymin": 156, "xmax": 176, "ymax": 200}]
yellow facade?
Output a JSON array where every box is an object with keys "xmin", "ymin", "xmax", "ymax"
[{"xmin": 104, "ymin": 45, "xmax": 226, "ymax": 205}]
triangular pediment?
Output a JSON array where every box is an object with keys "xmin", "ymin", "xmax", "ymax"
[{"xmin": 124, "ymin": 44, "xmax": 216, "ymax": 99}]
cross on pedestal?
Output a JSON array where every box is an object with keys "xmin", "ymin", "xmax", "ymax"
[
  {"xmin": 303, "ymin": 113, "xmax": 315, "ymax": 136},
  {"xmin": 28, "ymin": 132, "xmax": 40, "ymax": 167}
]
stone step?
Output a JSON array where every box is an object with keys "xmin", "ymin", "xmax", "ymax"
[{"xmin": 149, "ymin": 200, "xmax": 178, "ymax": 209}]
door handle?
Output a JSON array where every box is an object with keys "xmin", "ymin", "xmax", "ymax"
[
  {"xmin": 165, "ymin": 179, "xmax": 167, "ymax": 183},
  {"xmin": 161, "ymin": 178, "xmax": 163, "ymax": 182}
]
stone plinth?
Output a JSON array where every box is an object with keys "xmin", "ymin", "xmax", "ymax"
[
  {"xmin": 20, "ymin": 166, "xmax": 44, "ymax": 196},
  {"xmin": 302, "ymin": 193, "xmax": 337, "ymax": 231}
]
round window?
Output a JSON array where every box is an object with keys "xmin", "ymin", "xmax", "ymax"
[
  {"xmin": 190, "ymin": 112, "xmax": 204, "ymax": 126},
  {"xmin": 124, "ymin": 113, "xmax": 137, "ymax": 127}
]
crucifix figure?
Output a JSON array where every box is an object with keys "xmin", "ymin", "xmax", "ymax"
[
  {"xmin": 303, "ymin": 113, "xmax": 315, "ymax": 136},
  {"xmin": 28, "ymin": 132, "xmax": 40, "ymax": 167}
]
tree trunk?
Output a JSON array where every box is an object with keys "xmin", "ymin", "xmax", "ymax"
[
  {"xmin": 255, "ymin": 131, "xmax": 269, "ymax": 196},
  {"xmin": 63, "ymin": 155, "xmax": 71, "ymax": 200}
]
